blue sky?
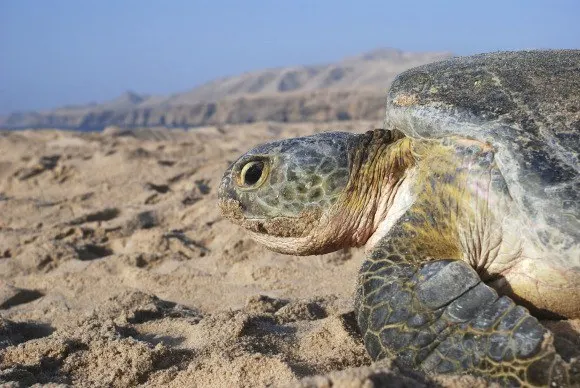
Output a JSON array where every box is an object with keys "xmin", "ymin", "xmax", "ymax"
[{"xmin": 1, "ymin": 0, "xmax": 579, "ymax": 114}]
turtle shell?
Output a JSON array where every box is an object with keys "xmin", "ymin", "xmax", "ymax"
[{"xmin": 384, "ymin": 50, "xmax": 580, "ymax": 251}]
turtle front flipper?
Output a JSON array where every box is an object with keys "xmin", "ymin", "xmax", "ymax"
[{"xmin": 356, "ymin": 228, "xmax": 578, "ymax": 386}]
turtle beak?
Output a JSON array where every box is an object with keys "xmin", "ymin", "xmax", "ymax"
[{"xmin": 218, "ymin": 165, "xmax": 239, "ymax": 216}]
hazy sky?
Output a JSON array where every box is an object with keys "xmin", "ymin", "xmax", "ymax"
[{"xmin": 1, "ymin": 0, "xmax": 579, "ymax": 114}]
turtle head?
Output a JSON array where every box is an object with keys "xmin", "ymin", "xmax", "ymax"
[{"xmin": 218, "ymin": 129, "xmax": 409, "ymax": 255}]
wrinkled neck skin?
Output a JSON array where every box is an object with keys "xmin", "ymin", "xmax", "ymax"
[{"xmin": 326, "ymin": 130, "xmax": 415, "ymax": 252}]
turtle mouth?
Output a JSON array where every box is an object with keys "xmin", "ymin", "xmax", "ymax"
[
  {"xmin": 217, "ymin": 197, "xmax": 272, "ymax": 234},
  {"xmin": 218, "ymin": 196, "xmax": 244, "ymax": 220},
  {"xmin": 218, "ymin": 195, "xmax": 322, "ymax": 239}
]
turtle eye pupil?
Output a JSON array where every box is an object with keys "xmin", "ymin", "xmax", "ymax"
[{"xmin": 242, "ymin": 161, "xmax": 264, "ymax": 186}]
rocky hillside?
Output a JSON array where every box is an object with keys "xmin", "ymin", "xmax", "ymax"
[{"xmin": 0, "ymin": 48, "xmax": 452, "ymax": 130}]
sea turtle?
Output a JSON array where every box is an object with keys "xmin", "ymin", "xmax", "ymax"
[{"xmin": 218, "ymin": 50, "xmax": 580, "ymax": 386}]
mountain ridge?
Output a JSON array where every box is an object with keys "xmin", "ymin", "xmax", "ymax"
[{"xmin": 0, "ymin": 48, "xmax": 453, "ymax": 130}]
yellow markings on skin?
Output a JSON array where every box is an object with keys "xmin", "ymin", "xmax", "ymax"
[
  {"xmin": 339, "ymin": 132, "xmax": 505, "ymax": 269},
  {"xmin": 401, "ymin": 140, "xmax": 478, "ymax": 262},
  {"xmin": 387, "ymin": 137, "xmax": 415, "ymax": 168},
  {"xmin": 316, "ymin": 130, "xmax": 427, "ymax": 253},
  {"xmin": 334, "ymin": 131, "xmax": 416, "ymax": 245}
]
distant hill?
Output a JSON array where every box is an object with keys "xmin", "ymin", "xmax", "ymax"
[{"xmin": 0, "ymin": 48, "xmax": 452, "ymax": 130}]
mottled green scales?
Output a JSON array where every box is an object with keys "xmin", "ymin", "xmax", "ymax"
[{"xmin": 218, "ymin": 50, "xmax": 580, "ymax": 387}]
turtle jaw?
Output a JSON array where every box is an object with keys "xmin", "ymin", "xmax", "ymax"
[
  {"xmin": 246, "ymin": 229, "xmax": 323, "ymax": 256},
  {"xmin": 218, "ymin": 195, "xmax": 345, "ymax": 255},
  {"xmin": 238, "ymin": 212, "xmax": 369, "ymax": 256}
]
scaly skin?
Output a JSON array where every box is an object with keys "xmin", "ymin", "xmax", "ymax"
[
  {"xmin": 218, "ymin": 129, "xmax": 579, "ymax": 387},
  {"xmin": 354, "ymin": 133, "xmax": 576, "ymax": 385}
]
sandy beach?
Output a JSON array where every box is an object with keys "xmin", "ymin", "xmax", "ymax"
[{"xmin": 1, "ymin": 123, "xmax": 578, "ymax": 387}]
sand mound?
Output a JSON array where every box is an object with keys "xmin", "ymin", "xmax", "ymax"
[{"xmin": 0, "ymin": 123, "xmax": 576, "ymax": 387}]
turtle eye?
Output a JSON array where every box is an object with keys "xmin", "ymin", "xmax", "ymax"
[{"xmin": 239, "ymin": 160, "xmax": 268, "ymax": 188}]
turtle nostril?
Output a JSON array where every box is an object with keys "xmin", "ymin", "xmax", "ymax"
[{"xmin": 241, "ymin": 161, "xmax": 264, "ymax": 186}]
